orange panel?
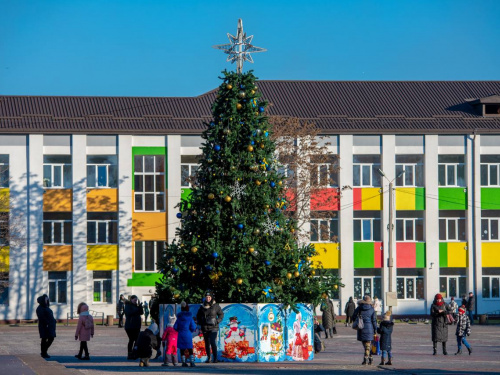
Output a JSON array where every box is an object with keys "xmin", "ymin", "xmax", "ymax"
[
  {"xmin": 43, "ymin": 189, "xmax": 72, "ymax": 212},
  {"xmin": 87, "ymin": 188, "xmax": 118, "ymax": 212},
  {"xmin": 132, "ymin": 212, "xmax": 167, "ymax": 241},
  {"xmin": 43, "ymin": 245, "xmax": 72, "ymax": 271},
  {"xmin": 311, "ymin": 188, "xmax": 340, "ymax": 210}
]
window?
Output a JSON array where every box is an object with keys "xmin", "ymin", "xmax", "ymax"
[
  {"xmin": 396, "ymin": 212, "xmax": 424, "ymax": 242},
  {"xmin": 134, "ymin": 241, "xmax": 164, "ymax": 272},
  {"xmin": 43, "ymin": 213, "xmax": 72, "ymax": 245},
  {"xmin": 353, "ymin": 277, "xmax": 382, "ymax": 300},
  {"xmin": 278, "ymin": 155, "xmax": 296, "ymax": 187},
  {"xmin": 485, "ymin": 104, "xmax": 500, "ymax": 116},
  {"xmin": 397, "ymin": 269, "xmax": 424, "ymax": 299},
  {"xmin": 440, "ymin": 273, "xmax": 467, "ymax": 299},
  {"xmin": 0, "ymin": 155, "xmax": 8, "ymax": 188},
  {"xmin": 483, "ymin": 276, "xmax": 500, "ymax": 299},
  {"xmin": 353, "ymin": 212, "xmax": 381, "ymax": 241},
  {"xmin": 311, "ymin": 214, "xmax": 339, "ymax": 242},
  {"xmin": 0, "ymin": 272, "xmax": 8, "ymax": 305},
  {"xmin": 438, "ymin": 155, "xmax": 465, "ymax": 187},
  {"xmin": 87, "ymin": 155, "xmax": 118, "ymax": 188},
  {"xmin": 48, "ymin": 271, "xmax": 67, "ymax": 304},
  {"xmin": 353, "ymin": 155, "xmax": 381, "ymax": 187},
  {"xmin": 481, "ymin": 218, "xmax": 500, "ymax": 241},
  {"xmin": 395, "ymin": 155, "xmax": 424, "ymax": 187},
  {"xmin": 134, "ymin": 155, "xmax": 165, "ymax": 211},
  {"xmin": 93, "ymin": 271, "xmax": 112, "ymax": 303},
  {"xmin": 43, "ymin": 155, "xmax": 72, "ymax": 188},
  {"xmin": 0, "ymin": 213, "xmax": 8, "ymax": 246},
  {"xmin": 480, "ymin": 155, "xmax": 500, "ymax": 186},
  {"xmin": 87, "ymin": 213, "xmax": 118, "ymax": 244},
  {"xmin": 310, "ymin": 155, "xmax": 338, "ymax": 187},
  {"xmin": 180, "ymin": 155, "xmax": 199, "ymax": 188},
  {"xmin": 439, "ymin": 217, "xmax": 466, "ymax": 241}
]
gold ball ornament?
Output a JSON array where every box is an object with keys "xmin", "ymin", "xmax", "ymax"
[
  {"xmin": 236, "ymin": 278, "xmax": 243, "ymax": 285},
  {"xmin": 236, "ymin": 103, "xmax": 242, "ymax": 110},
  {"xmin": 173, "ymin": 294, "xmax": 180, "ymax": 299},
  {"xmin": 278, "ymin": 181, "xmax": 283, "ymax": 186},
  {"xmin": 168, "ymin": 258, "xmax": 174, "ymax": 263},
  {"xmin": 251, "ymin": 90, "xmax": 256, "ymax": 95},
  {"xmin": 238, "ymin": 90, "xmax": 246, "ymax": 98},
  {"xmin": 247, "ymin": 145, "xmax": 254, "ymax": 152},
  {"xmin": 226, "ymin": 84, "xmax": 233, "ymax": 90},
  {"xmin": 334, "ymin": 285, "xmax": 338, "ymax": 290},
  {"xmin": 253, "ymin": 229, "xmax": 260, "ymax": 235},
  {"xmin": 286, "ymin": 272, "xmax": 292, "ymax": 279},
  {"xmin": 294, "ymin": 271, "xmax": 300, "ymax": 278},
  {"xmin": 260, "ymin": 143, "xmax": 265, "ymax": 149},
  {"xmin": 191, "ymin": 246, "xmax": 198, "ymax": 253},
  {"xmin": 311, "ymin": 270, "xmax": 316, "ymax": 276},
  {"xmin": 224, "ymin": 196, "xmax": 232, "ymax": 203},
  {"xmin": 208, "ymin": 193, "xmax": 215, "ymax": 200},
  {"xmin": 255, "ymin": 180, "xmax": 261, "ymax": 186},
  {"xmin": 291, "ymin": 228, "xmax": 295, "ymax": 233},
  {"xmin": 248, "ymin": 247, "xmax": 255, "ymax": 253},
  {"xmin": 321, "ymin": 292, "xmax": 328, "ymax": 299}
]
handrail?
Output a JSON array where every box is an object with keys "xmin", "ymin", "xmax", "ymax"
[{"xmin": 66, "ymin": 310, "xmax": 105, "ymax": 326}]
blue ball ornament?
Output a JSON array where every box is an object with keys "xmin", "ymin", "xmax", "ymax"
[
  {"xmin": 205, "ymin": 265, "xmax": 213, "ymax": 271},
  {"xmin": 210, "ymin": 122, "xmax": 215, "ymax": 127},
  {"xmin": 172, "ymin": 267, "xmax": 179, "ymax": 274},
  {"xmin": 259, "ymin": 106, "xmax": 265, "ymax": 113},
  {"xmin": 176, "ymin": 213, "xmax": 182, "ymax": 219},
  {"xmin": 212, "ymin": 252, "xmax": 219, "ymax": 258},
  {"xmin": 240, "ymin": 84, "xmax": 245, "ymax": 89},
  {"xmin": 270, "ymin": 181, "xmax": 276, "ymax": 188},
  {"xmin": 264, "ymin": 131, "xmax": 269, "ymax": 137},
  {"xmin": 264, "ymin": 260, "xmax": 271, "ymax": 266},
  {"xmin": 251, "ymin": 140, "xmax": 255, "ymax": 145},
  {"xmin": 237, "ymin": 223, "xmax": 244, "ymax": 230},
  {"xmin": 214, "ymin": 145, "xmax": 221, "ymax": 151}
]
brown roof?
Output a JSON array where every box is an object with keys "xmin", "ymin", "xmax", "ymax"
[{"xmin": 1, "ymin": 81, "xmax": 500, "ymax": 134}]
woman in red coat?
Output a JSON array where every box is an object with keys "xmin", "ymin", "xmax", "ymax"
[{"xmin": 75, "ymin": 302, "xmax": 94, "ymax": 360}]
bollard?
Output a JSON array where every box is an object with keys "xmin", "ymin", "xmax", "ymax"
[
  {"xmin": 107, "ymin": 315, "xmax": 114, "ymax": 326},
  {"xmin": 479, "ymin": 314, "xmax": 487, "ymax": 325}
]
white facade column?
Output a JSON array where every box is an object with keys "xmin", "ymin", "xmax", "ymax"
[
  {"xmin": 167, "ymin": 135, "xmax": 181, "ymax": 243},
  {"xmin": 72, "ymin": 135, "xmax": 87, "ymax": 316},
  {"xmin": 471, "ymin": 134, "xmax": 482, "ymax": 312}
]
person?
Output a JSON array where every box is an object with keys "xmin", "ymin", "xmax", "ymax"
[
  {"xmin": 148, "ymin": 293, "xmax": 162, "ymax": 359},
  {"xmin": 455, "ymin": 306, "xmax": 472, "ymax": 355},
  {"xmin": 377, "ymin": 311, "xmax": 394, "ymax": 366},
  {"xmin": 175, "ymin": 301, "xmax": 197, "ymax": 367},
  {"xmin": 344, "ymin": 297, "xmax": 356, "ymax": 327},
  {"xmin": 430, "ymin": 293, "xmax": 449, "ymax": 355},
  {"xmin": 136, "ymin": 322, "xmax": 159, "ymax": 367},
  {"xmin": 320, "ymin": 293, "xmax": 336, "ymax": 338},
  {"xmin": 461, "ymin": 294, "xmax": 467, "ymax": 308},
  {"xmin": 36, "ymin": 294, "xmax": 56, "ymax": 359},
  {"xmin": 313, "ymin": 317, "xmax": 325, "ymax": 354},
  {"xmin": 466, "ymin": 292, "xmax": 475, "ymax": 325},
  {"xmin": 373, "ymin": 297, "xmax": 382, "ymax": 318},
  {"xmin": 143, "ymin": 300, "xmax": 150, "ymax": 326},
  {"xmin": 197, "ymin": 291, "xmax": 224, "ymax": 363},
  {"xmin": 352, "ymin": 295, "xmax": 377, "ymax": 365},
  {"xmin": 116, "ymin": 294, "xmax": 125, "ymax": 328},
  {"xmin": 75, "ymin": 302, "xmax": 94, "ymax": 360},
  {"xmin": 449, "ymin": 297, "xmax": 458, "ymax": 324},
  {"xmin": 124, "ymin": 295, "xmax": 144, "ymax": 359},
  {"xmin": 161, "ymin": 316, "xmax": 178, "ymax": 366}
]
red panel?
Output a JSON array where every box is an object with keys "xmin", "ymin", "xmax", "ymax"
[
  {"xmin": 396, "ymin": 242, "xmax": 416, "ymax": 268},
  {"xmin": 374, "ymin": 242, "xmax": 384, "ymax": 268},
  {"xmin": 310, "ymin": 188, "xmax": 340, "ymax": 211},
  {"xmin": 284, "ymin": 188, "xmax": 296, "ymax": 211},
  {"xmin": 353, "ymin": 188, "xmax": 362, "ymax": 210}
]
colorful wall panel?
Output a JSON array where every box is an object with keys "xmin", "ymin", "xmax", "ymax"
[
  {"xmin": 395, "ymin": 188, "xmax": 425, "ymax": 210},
  {"xmin": 481, "ymin": 242, "xmax": 500, "ymax": 267},
  {"xmin": 284, "ymin": 189, "xmax": 296, "ymax": 211},
  {"xmin": 353, "ymin": 188, "xmax": 383, "ymax": 210},
  {"xmin": 439, "ymin": 242, "xmax": 468, "ymax": 267},
  {"xmin": 87, "ymin": 245, "xmax": 118, "ymax": 270},
  {"xmin": 87, "ymin": 188, "xmax": 118, "ymax": 212},
  {"xmin": 438, "ymin": 188, "xmax": 467, "ymax": 210},
  {"xmin": 132, "ymin": 212, "xmax": 167, "ymax": 240},
  {"xmin": 0, "ymin": 188, "xmax": 9, "ymax": 212},
  {"xmin": 396, "ymin": 242, "xmax": 425, "ymax": 268},
  {"xmin": 312, "ymin": 243, "xmax": 340, "ymax": 269},
  {"xmin": 0, "ymin": 246, "xmax": 9, "ymax": 271},
  {"xmin": 43, "ymin": 189, "xmax": 72, "ymax": 212},
  {"xmin": 43, "ymin": 245, "xmax": 72, "ymax": 271},
  {"xmin": 353, "ymin": 242, "xmax": 383, "ymax": 268},
  {"xmin": 285, "ymin": 304, "xmax": 314, "ymax": 361},
  {"xmin": 127, "ymin": 272, "xmax": 162, "ymax": 287},
  {"xmin": 310, "ymin": 188, "xmax": 340, "ymax": 211},
  {"xmin": 481, "ymin": 188, "xmax": 500, "ymax": 209},
  {"xmin": 218, "ymin": 304, "xmax": 257, "ymax": 362},
  {"xmin": 257, "ymin": 304, "xmax": 286, "ymax": 362}
]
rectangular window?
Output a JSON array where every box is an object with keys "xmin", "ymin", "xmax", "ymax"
[
  {"xmin": 438, "ymin": 155, "xmax": 465, "ymax": 187},
  {"xmin": 396, "ymin": 277, "xmax": 424, "ymax": 299},
  {"xmin": 310, "ymin": 217, "xmax": 339, "ymax": 242},
  {"xmin": 134, "ymin": 241, "xmax": 163, "ymax": 272},
  {"xmin": 353, "ymin": 218, "xmax": 381, "ymax": 241},
  {"xmin": 43, "ymin": 155, "xmax": 72, "ymax": 188},
  {"xmin": 310, "ymin": 155, "xmax": 338, "ymax": 187},
  {"xmin": 353, "ymin": 276, "xmax": 382, "ymax": 300},
  {"xmin": 48, "ymin": 271, "xmax": 67, "ymax": 304},
  {"xmin": 87, "ymin": 155, "xmax": 118, "ymax": 188},
  {"xmin": 481, "ymin": 218, "xmax": 500, "ymax": 241},
  {"xmin": 0, "ymin": 155, "xmax": 9, "ymax": 188},
  {"xmin": 87, "ymin": 213, "xmax": 118, "ymax": 244},
  {"xmin": 480, "ymin": 155, "xmax": 500, "ymax": 186},
  {"xmin": 439, "ymin": 218, "xmax": 466, "ymax": 241},
  {"xmin": 439, "ymin": 274, "xmax": 467, "ymax": 299},
  {"xmin": 353, "ymin": 155, "xmax": 381, "ymax": 187},
  {"xmin": 396, "ymin": 217, "xmax": 424, "ymax": 242},
  {"xmin": 43, "ymin": 213, "xmax": 72, "ymax": 244},
  {"xmin": 483, "ymin": 276, "xmax": 500, "ymax": 299},
  {"xmin": 134, "ymin": 155, "xmax": 165, "ymax": 211},
  {"xmin": 0, "ymin": 272, "xmax": 8, "ymax": 305},
  {"xmin": 395, "ymin": 155, "xmax": 424, "ymax": 187},
  {"xmin": 93, "ymin": 271, "xmax": 112, "ymax": 303},
  {"xmin": 0, "ymin": 213, "xmax": 8, "ymax": 246}
]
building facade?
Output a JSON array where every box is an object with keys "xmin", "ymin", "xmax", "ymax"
[{"xmin": 0, "ymin": 81, "xmax": 500, "ymax": 320}]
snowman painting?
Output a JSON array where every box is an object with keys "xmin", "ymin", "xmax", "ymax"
[{"xmin": 225, "ymin": 316, "xmax": 241, "ymax": 342}]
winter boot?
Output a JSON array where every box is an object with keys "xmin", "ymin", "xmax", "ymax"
[
  {"xmin": 468, "ymin": 346, "xmax": 472, "ymax": 355},
  {"xmin": 432, "ymin": 342, "xmax": 437, "ymax": 355},
  {"xmin": 379, "ymin": 358, "xmax": 385, "ymax": 366},
  {"xmin": 362, "ymin": 356, "xmax": 368, "ymax": 365},
  {"xmin": 368, "ymin": 356, "xmax": 373, "ymax": 365},
  {"xmin": 172, "ymin": 353, "xmax": 178, "ymax": 366},
  {"xmin": 189, "ymin": 355, "xmax": 196, "ymax": 367},
  {"xmin": 386, "ymin": 358, "xmax": 392, "ymax": 366},
  {"xmin": 442, "ymin": 342, "xmax": 448, "ymax": 355},
  {"xmin": 181, "ymin": 355, "xmax": 188, "ymax": 367},
  {"xmin": 455, "ymin": 348, "xmax": 462, "ymax": 355}
]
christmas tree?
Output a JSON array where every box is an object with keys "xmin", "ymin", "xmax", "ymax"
[{"xmin": 156, "ymin": 70, "xmax": 341, "ymax": 307}]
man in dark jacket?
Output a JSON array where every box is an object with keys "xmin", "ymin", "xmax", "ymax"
[
  {"xmin": 124, "ymin": 295, "xmax": 144, "ymax": 359},
  {"xmin": 196, "ymin": 291, "xmax": 224, "ymax": 363},
  {"xmin": 116, "ymin": 294, "xmax": 125, "ymax": 328},
  {"xmin": 466, "ymin": 292, "xmax": 475, "ymax": 325},
  {"xmin": 344, "ymin": 297, "xmax": 356, "ymax": 327},
  {"xmin": 36, "ymin": 294, "xmax": 56, "ymax": 359},
  {"xmin": 352, "ymin": 295, "xmax": 377, "ymax": 365},
  {"xmin": 136, "ymin": 323, "xmax": 159, "ymax": 367}
]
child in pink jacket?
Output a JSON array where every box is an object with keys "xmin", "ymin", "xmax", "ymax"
[
  {"xmin": 75, "ymin": 302, "xmax": 94, "ymax": 360},
  {"xmin": 161, "ymin": 316, "xmax": 178, "ymax": 366}
]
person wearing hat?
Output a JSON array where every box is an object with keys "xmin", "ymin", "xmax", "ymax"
[
  {"xmin": 136, "ymin": 322, "xmax": 159, "ymax": 367},
  {"xmin": 466, "ymin": 292, "xmax": 475, "ymax": 325},
  {"xmin": 449, "ymin": 297, "xmax": 458, "ymax": 325},
  {"xmin": 455, "ymin": 306, "xmax": 472, "ymax": 355},
  {"xmin": 174, "ymin": 301, "xmax": 197, "ymax": 367},
  {"xmin": 431, "ymin": 293, "xmax": 449, "ymax": 355},
  {"xmin": 161, "ymin": 316, "xmax": 179, "ymax": 366},
  {"xmin": 124, "ymin": 295, "xmax": 144, "ymax": 359},
  {"xmin": 116, "ymin": 294, "xmax": 125, "ymax": 328},
  {"xmin": 351, "ymin": 295, "xmax": 377, "ymax": 365},
  {"xmin": 196, "ymin": 291, "xmax": 224, "ymax": 363},
  {"xmin": 377, "ymin": 311, "xmax": 394, "ymax": 366}
]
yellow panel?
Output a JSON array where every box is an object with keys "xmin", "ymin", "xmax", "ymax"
[
  {"xmin": 312, "ymin": 243, "xmax": 340, "ymax": 269},
  {"xmin": 43, "ymin": 245, "xmax": 72, "ymax": 271},
  {"xmin": 481, "ymin": 242, "xmax": 500, "ymax": 267},
  {"xmin": 395, "ymin": 188, "xmax": 415, "ymax": 210},
  {"xmin": 132, "ymin": 212, "xmax": 167, "ymax": 241},
  {"xmin": 447, "ymin": 242, "xmax": 468, "ymax": 267},
  {"xmin": 87, "ymin": 245, "xmax": 118, "ymax": 270},
  {"xmin": 0, "ymin": 246, "xmax": 9, "ymax": 271},
  {"xmin": 0, "ymin": 188, "xmax": 9, "ymax": 212},
  {"xmin": 87, "ymin": 189, "xmax": 118, "ymax": 212},
  {"xmin": 43, "ymin": 189, "xmax": 72, "ymax": 212},
  {"xmin": 361, "ymin": 188, "xmax": 383, "ymax": 210}
]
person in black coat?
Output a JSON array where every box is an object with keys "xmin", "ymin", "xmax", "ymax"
[
  {"xmin": 352, "ymin": 295, "xmax": 377, "ymax": 365},
  {"xmin": 196, "ymin": 291, "xmax": 224, "ymax": 363},
  {"xmin": 116, "ymin": 294, "xmax": 125, "ymax": 328},
  {"xmin": 136, "ymin": 323, "xmax": 159, "ymax": 367},
  {"xmin": 344, "ymin": 297, "xmax": 356, "ymax": 327},
  {"xmin": 466, "ymin": 292, "xmax": 475, "ymax": 325},
  {"xmin": 430, "ymin": 293, "xmax": 449, "ymax": 355},
  {"xmin": 377, "ymin": 311, "xmax": 394, "ymax": 366},
  {"xmin": 36, "ymin": 294, "xmax": 56, "ymax": 359},
  {"xmin": 313, "ymin": 317, "xmax": 325, "ymax": 353},
  {"xmin": 124, "ymin": 295, "xmax": 144, "ymax": 359}
]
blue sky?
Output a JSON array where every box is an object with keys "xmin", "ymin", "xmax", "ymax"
[{"xmin": 1, "ymin": 0, "xmax": 499, "ymax": 97}]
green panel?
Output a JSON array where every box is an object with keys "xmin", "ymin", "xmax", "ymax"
[
  {"xmin": 415, "ymin": 242, "xmax": 426, "ymax": 268},
  {"xmin": 353, "ymin": 242, "xmax": 375, "ymax": 268},
  {"xmin": 415, "ymin": 188, "xmax": 426, "ymax": 210},
  {"xmin": 481, "ymin": 188, "xmax": 500, "ymax": 209},
  {"xmin": 439, "ymin": 243, "xmax": 448, "ymax": 267},
  {"xmin": 438, "ymin": 188, "xmax": 467, "ymax": 210},
  {"xmin": 132, "ymin": 147, "xmax": 167, "ymax": 189},
  {"xmin": 127, "ymin": 272, "xmax": 162, "ymax": 287}
]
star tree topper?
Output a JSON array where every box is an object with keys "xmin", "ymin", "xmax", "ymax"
[{"xmin": 213, "ymin": 19, "xmax": 267, "ymax": 74}]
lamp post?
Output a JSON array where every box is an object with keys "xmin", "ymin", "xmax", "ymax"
[{"xmin": 378, "ymin": 168, "xmax": 405, "ymax": 312}]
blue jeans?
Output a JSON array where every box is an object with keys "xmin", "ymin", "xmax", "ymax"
[
  {"xmin": 467, "ymin": 311, "xmax": 474, "ymax": 325},
  {"xmin": 456, "ymin": 335, "xmax": 470, "ymax": 349},
  {"xmin": 381, "ymin": 349, "xmax": 392, "ymax": 359}
]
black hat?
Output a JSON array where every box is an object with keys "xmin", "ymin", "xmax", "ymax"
[{"xmin": 205, "ymin": 290, "xmax": 214, "ymax": 297}]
